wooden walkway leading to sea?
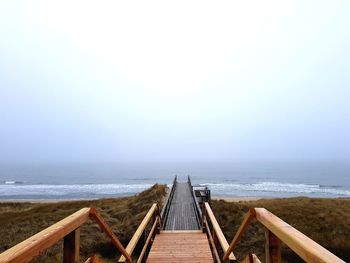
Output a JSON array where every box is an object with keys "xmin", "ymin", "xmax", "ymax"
[
  {"xmin": 147, "ymin": 179, "xmax": 208, "ymax": 262},
  {"xmin": 164, "ymin": 182, "xmax": 200, "ymax": 230},
  {"xmin": 0, "ymin": 176, "xmax": 346, "ymax": 263}
]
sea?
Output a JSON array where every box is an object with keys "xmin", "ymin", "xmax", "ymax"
[{"xmin": 0, "ymin": 161, "xmax": 349, "ymax": 200}]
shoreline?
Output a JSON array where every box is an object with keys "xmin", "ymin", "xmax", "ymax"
[
  {"xmin": 0, "ymin": 198, "xmax": 100, "ymax": 203},
  {"xmin": 212, "ymin": 196, "xmax": 265, "ymax": 202},
  {"xmin": 1, "ymin": 195, "xmax": 349, "ymax": 204}
]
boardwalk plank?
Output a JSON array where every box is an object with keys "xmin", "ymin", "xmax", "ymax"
[
  {"xmin": 164, "ymin": 182, "xmax": 199, "ymax": 230},
  {"xmin": 147, "ymin": 231, "xmax": 214, "ymax": 263}
]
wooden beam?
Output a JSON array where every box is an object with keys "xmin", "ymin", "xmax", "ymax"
[
  {"xmin": 255, "ymin": 208, "xmax": 345, "ymax": 263},
  {"xmin": 136, "ymin": 216, "xmax": 159, "ymax": 263},
  {"xmin": 204, "ymin": 202, "xmax": 236, "ymax": 262},
  {"xmin": 204, "ymin": 219, "xmax": 221, "ymax": 263},
  {"xmin": 224, "ymin": 208, "xmax": 255, "ymax": 261},
  {"xmin": 119, "ymin": 203, "xmax": 158, "ymax": 262},
  {"xmin": 0, "ymin": 208, "xmax": 90, "ymax": 263},
  {"xmin": 265, "ymin": 230, "xmax": 281, "ymax": 263},
  {"xmin": 89, "ymin": 208, "xmax": 131, "ymax": 262},
  {"xmin": 63, "ymin": 228, "xmax": 80, "ymax": 263}
]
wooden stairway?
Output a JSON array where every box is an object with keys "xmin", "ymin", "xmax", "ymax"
[{"xmin": 147, "ymin": 230, "xmax": 213, "ymax": 263}]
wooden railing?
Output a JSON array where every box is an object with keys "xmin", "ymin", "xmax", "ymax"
[
  {"xmin": 223, "ymin": 207, "xmax": 346, "ymax": 263},
  {"xmin": 0, "ymin": 208, "xmax": 131, "ymax": 263},
  {"xmin": 202, "ymin": 202, "xmax": 236, "ymax": 263},
  {"xmin": 160, "ymin": 175, "xmax": 177, "ymax": 228},
  {"xmin": 118, "ymin": 203, "xmax": 162, "ymax": 263},
  {"xmin": 188, "ymin": 175, "xmax": 203, "ymax": 229}
]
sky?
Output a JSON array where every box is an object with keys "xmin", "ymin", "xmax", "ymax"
[{"xmin": 0, "ymin": 1, "xmax": 349, "ymax": 163}]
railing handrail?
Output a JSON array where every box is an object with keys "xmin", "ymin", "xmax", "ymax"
[
  {"xmin": 118, "ymin": 203, "xmax": 162, "ymax": 262},
  {"xmin": 0, "ymin": 207, "xmax": 132, "ymax": 263},
  {"xmin": 160, "ymin": 175, "xmax": 177, "ymax": 227},
  {"xmin": 187, "ymin": 175, "xmax": 202, "ymax": 228},
  {"xmin": 202, "ymin": 202, "xmax": 236, "ymax": 262},
  {"xmin": 224, "ymin": 207, "xmax": 346, "ymax": 263},
  {"xmin": 192, "ymin": 187, "xmax": 202, "ymax": 218}
]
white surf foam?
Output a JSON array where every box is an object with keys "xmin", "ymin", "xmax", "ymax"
[
  {"xmin": 0, "ymin": 183, "xmax": 153, "ymax": 198},
  {"xmin": 200, "ymin": 182, "xmax": 350, "ymax": 196}
]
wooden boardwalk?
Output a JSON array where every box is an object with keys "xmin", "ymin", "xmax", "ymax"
[
  {"xmin": 164, "ymin": 182, "xmax": 200, "ymax": 230},
  {"xmin": 147, "ymin": 231, "xmax": 214, "ymax": 263}
]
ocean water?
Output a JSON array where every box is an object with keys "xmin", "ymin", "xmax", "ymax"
[{"xmin": 0, "ymin": 161, "xmax": 349, "ymax": 200}]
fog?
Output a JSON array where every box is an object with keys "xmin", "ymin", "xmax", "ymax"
[{"xmin": 0, "ymin": 1, "xmax": 349, "ymax": 163}]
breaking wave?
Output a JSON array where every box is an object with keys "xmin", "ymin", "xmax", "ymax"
[
  {"xmin": 200, "ymin": 182, "xmax": 350, "ymax": 197},
  {"xmin": 0, "ymin": 183, "xmax": 153, "ymax": 199},
  {"xmin": 1, "ymin": 181, "xmax": 349, "ymax": 199}
]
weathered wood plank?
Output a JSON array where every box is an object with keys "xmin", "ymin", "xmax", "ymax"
[{"xmin": 164, "ymin": 182, "xmax": 200, "ymax": 230}]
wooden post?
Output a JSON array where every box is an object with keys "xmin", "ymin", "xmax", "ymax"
[
  {"xmin": 64, "ymin": 228, "xmax": 80, "ymax": 263},
  {"xmin": 265, "ymin": 229, "xmax": 281, "ymax": 263},
  {"xmin": 152, "ymin": 211, "xmax": 157, "ymax": 232},
  {"xmin": 213, "ymin": 229, "xmax": 218, "ymax": 250},
  {"xmin": 136, "ymin": 232, "xmax": 146, "ymax": 262},
  {"xmin": 156, "ymin": 217, "xmax": 161, "ymax": 234},
  {"xmin": 201, "ymin": 205, "xmax": 206, "ymax": 233}
]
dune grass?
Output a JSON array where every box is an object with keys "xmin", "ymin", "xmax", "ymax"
[
  {"xmin": 0, "ymin": 184, "xmax": 167, "ymax": 262},
  {"xmin": 1, "ymin": 186, "xmax": 349, "ymax": 263},
  {"xmin": 211, "ymin": 197, "xmax": 350, "ymax": 262}
]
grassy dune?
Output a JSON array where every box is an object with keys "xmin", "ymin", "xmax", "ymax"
[
  {"xmin": 1, "ymin": 186, "xmax": 349, "ymax": 263},
  {"xmin": 211, "ymin": 197, "xmax": 350, "ymax": 262},
  {"xmin": 0, "ymin": 184, "xmax": 167, "ymax": 262}
]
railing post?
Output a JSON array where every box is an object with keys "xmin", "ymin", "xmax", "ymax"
[
  {"xmin": 212, "ymin": 229, "xmax": 218, "ymax": 253},
  {"xmin": 265, "ymin": 229, "xmax": 281, "ymax": 263},
  {"xmin": 154, "ymin": 207, "xmax": 161, "ymax": 234},
  {"xmin": 63, "ymin": 228, "xmax": 80, "ymax": 263},
  {"xmin": 136, "ymin": 232, "xmax": 146, "ymax": 263},
  {"xmin": 201, "ymin": 205, "xmax": 206, "ymax": 233}
]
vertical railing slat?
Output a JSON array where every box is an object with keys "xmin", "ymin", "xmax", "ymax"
[
  {"xmin": 265, "ymin": 230, "xmax": 281, "ymax": 263},
  {"xmin": 63, "ymin": 228, "xmax": 80, "ymax": 263}
]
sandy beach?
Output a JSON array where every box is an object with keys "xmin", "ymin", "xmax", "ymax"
[{"xmin": 212, "ymin": 196, "xmax": 264, "ymax": 202}]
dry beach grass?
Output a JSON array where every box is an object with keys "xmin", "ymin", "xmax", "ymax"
[
  {"xmin": 0, "ymin": 185, "xmax": 349, "ymax": 262},
  {"xmin": 0, "ymin": 184, "xmax": 167, "ymax": 262}
]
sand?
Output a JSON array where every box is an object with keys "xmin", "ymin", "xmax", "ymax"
[{"xmin": 212, "ymin": 196, "xmax": 268, "ymax": 202}]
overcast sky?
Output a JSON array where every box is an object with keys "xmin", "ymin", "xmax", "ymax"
[{"xmin": 0, "ymin": 1, "xmax": 349, "ymax": 163}]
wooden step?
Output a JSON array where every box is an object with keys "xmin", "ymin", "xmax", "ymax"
[{"xmin": 147, "ymin": 231, "xmax": 214, "ymax": 263}]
